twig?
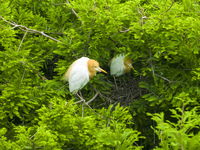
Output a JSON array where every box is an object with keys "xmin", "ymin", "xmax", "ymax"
[
  {"xmin": 19, "ymin": 68, "xmax": 26, "ymax": 87},
  {"xmin": 108, "ymin": 36, "xmax": 126, "ymax": 47},
  {"xmin": 75, "ymin": 91, "xmax": 104, "ymax": 118},
  {"xmin": 76, "ymin": 93, "xmax": 85, "ymax": 117},
  {"xmin": 153, "ymin": 1, "xmax": 175, "ymax": 27},
  {"xmin": 83, "ymin": 18, "xmax": 96, "ymax": 56},
  {"xmin": 0, "ymin": 16, "xmax": 78, "ymax": 59},
  {"xmin": 149, "ymin": 47, "xmax": 155, "ymax": 76},
  {"xmin": 17, "ymin": 30, "xmax": 28, "ymax": 52},
  {"xmin": 165, "ymin": 1, "xmax": 175, "ymax": 13},
  {"xmin": 66, "ymin": 0, "xmax": 80, "ymax": 19},
  {"xmin": 57, "ymin": 84, "xmax": 68, "ymax": 91},
  {"xmin": 1, "ymin": 16, "xmax": 60, "ymax": 42},
  {"xmin": 84, "ymin": 102, "xmax": 104, "ymax": 118},
  {"xmin": 66, "ymin": 0, "xmax": 84, "ymax": 25},
  {"xmin": 118, "ymin": 28, "xmax": 131, "ymax": 33},
  {"xmin": 113, "ymin": 76, "xmax": 118, "ymax": 90},
  {"xmin": 155, "ymin": 74, "xmax": 171, "ymax": 82},
  {"xmin": 118, "ymin": 25, "xmax": 131, "ymax": 33},
  {"xmin": 19, "ymin": 61, "xmax": 48, "ymax": 80},
  {"xmin": 75, "ymin": 99, "xmax": 85, "ymax": 104},
  {"xmin": 155, "ymin": 74, "xmax": 185, "ymax": 84},
  {"xmin": 137, "ymin": 8, "xmax": 144, "ymax": 26},
  {"xmin": 86, "ymin": 92, "xmax": 99, "ymax": 104},
  {"xmin": 30, "ymin": 132, "xmax": 37, "ymax": 139}
]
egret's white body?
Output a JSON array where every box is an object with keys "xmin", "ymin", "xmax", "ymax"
[
  {"xmin": 64, "ymin": 57, "xmax": 107, "ymax": 94},
  {"xmin": 110, "ymin": 53, "xmax": 134, "ymax": 77}
]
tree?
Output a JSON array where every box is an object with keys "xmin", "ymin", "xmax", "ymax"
[{"xmin": 1, "ymin": 0, "xmax": 200, "ymax": 149}]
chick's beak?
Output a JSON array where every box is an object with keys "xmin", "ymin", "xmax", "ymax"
[{"xmin": 96, "ymin": 67, "xmax": 107, "ymax": 74}]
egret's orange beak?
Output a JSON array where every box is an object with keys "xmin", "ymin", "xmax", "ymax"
[
  {"xmin": 128, "ymin": 63, "xmax": 134, "ymax": 70},
  {"xmin": 97, "ymin": 67, "xmax": 107, "ymax": 74},
  {"xmin": 130, "ymin": 65, "xmax": 134, "ymax": 70}
]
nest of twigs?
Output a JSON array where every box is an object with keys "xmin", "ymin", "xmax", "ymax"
[{"xmin": 107, "ymin": 76, "xmax": 145, "ymax": 108}]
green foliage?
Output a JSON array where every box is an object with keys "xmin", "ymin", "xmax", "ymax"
[
  {"xmin": 149, "ymin": 105, "xmax": 200, "ymax": 150},
  {"xmin": 1, "ymin": 0, "xmax": 200, "ymax": 149},
  {"xmin": 37, "ymin": 101, "xmax": 143, "ymax": 149}
]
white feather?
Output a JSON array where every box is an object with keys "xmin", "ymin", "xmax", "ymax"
[
  {"xmin": 110, "ymin": 53, "xmax": 126, "ymax": 77},
  {"xmin": 68, "ymin": 57, "xmax": 90, "ymax": 93}
]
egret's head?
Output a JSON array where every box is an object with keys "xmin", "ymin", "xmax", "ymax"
[
  {"xmin": 124, "ymin": 57, "xmax": 134, "ymax": 73},
  {"xmin": 87, "ymin": 59, "xmax": 107, "ymax": 79}
]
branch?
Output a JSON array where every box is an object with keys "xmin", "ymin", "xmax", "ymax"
[
  {"xmin": 30, "ymin": 132, "xmax": 37, "ymax": 139},
  {"xmin": 74, "ymin": 91, "xmax": 104, "ymax": 118},
  {"xmin": 66, "ymin": 0, "xmax": 80, "ymax": 19},
  {"xmin": 118, "ymin": 25, "xmax": 132, "ymax": 33},
  {"xmin": 17, "ymin": 29, "xmax": 28, "ymax": 52},
  {"xmin": 0, "ymin": 16, "xmax": 78, "ymax": 59},
  {"xmin": 153, "ymin": 1, "xmax": 175, "ymax": 27},
  {"xmin": 19, "ymin": 61, "xmax": 48, "ymax": 81},
  {"xmin": 108, "ymin": 36, "xmax": 126, "ymax": 47},
  {"xmin": 76, "ymin": 93, "xmax": 85, "ymax": 117},
  {"xmin": 155, "ymin": 74, "xmax": 185, "ymax": 84},
  {"xmin": 165, "ymin": 0, "xmax": 175, "ymax": 13},
  {"xmin": 19, "ymin": 68, "xmax": 26, "ymax": 87},
  {"xmin": 86, "ymin": 92, "xmax": 99, "ymax": 104},
  {"xmin": 137, "ymin": 7, "xmax": 149, "ymax": 27},
  {"xmin": 0, "ymin": 16, "xmax": 62, "ymax": 43},
  {"xmin": 137, "ymin": 8, "xmax": 144, "ymax": 26},
  {"xmin": 118, "ymin": 28, "xmax": 131, "ymax": 33}
]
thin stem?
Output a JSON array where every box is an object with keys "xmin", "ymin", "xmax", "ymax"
[
  {"xmin": 0, "ymin": 16, "xmax": 78, "ymax": 58},
  {"xmin": 17, "ymin": 30, "xmax": 28, "ymax": 52},
  {"xmin": 86, "ymin": 92, "xmax": 99, "ymax": 104}
]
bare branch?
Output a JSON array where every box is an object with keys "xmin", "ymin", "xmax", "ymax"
[
  {"xmin": 19, "ymin": 68, "xmax": 26, "ymax": 87},
  {"xmin": 108, "ymin": 36, "xmax": 126, "ymax": 47},
  {"xmin": 118, "ymin": 26, "xmax": 131, "ymax": 33},
  {"xmin": 66, "ymin": 0, "xmax": 80, "ymax": 19},
  {"xmin": 76, "ymin": 93, "xmax": 85, "ymax": 117},
  {"xmin": 1, "ymin": 16, "xmax": 62, "ymax": 43},
  {"xmin": 86, "ymin": 92, "xmax": 99, "ymax": 105},
  {"xmin": 165, "ymin": 0, "xmax": 175, "ymax": 13},
  {"xmin": 118, "ymin": 28, "xmax": 131, "ymax": 33},
  {"xmin": 155, "ymin": 74, "xmax": 185, "ymax": 84},
  {"xmin": 0, "ymin": 16, "xmax": 78, "ymax": 59},
  {"xmin": 75, "ymin": 99, "xmax": 85, "ymax": 104},
  {"xmin": 17, "ymin": 30, "xmax": 28, "ymax": 52},
  {"xmin": 30, "ymin": 132, "xmax": 37, "ymax": 139},
  {"xmin": 84, "ymin": 102, "xmax": 104, "ymax": 118},
  {"xmin": 153, "ymin": 1, "xmax": 175, "ymax": 26},
  {"xmin": 57, "ymin": 84, "xmax": 68, "ymax": 91},
  {"xmin": 155, "ymin": 74, "xmax": 171, "ymax": 82},
  {"xmin": 137, "ymin": 8, "xmax": 144, "ymax": 26},
  {"xmin": 0, "ymin": 16, "xmax": 15, "ymax": 26}
]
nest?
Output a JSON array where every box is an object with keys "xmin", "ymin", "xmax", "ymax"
[{"xmin": 105, "ymin": 76, "xmax": 145, "ymax": 108}]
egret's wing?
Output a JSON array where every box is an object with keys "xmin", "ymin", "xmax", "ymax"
[
  {"xmin": 68, "ymin": 62, "xmax": 89, "ymax": 93},
  {"xmin": 110, "ymin": 54, "xmax": 125, "ymax": 76}
]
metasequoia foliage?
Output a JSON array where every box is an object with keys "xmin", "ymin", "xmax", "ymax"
[{"xmin": 1, "ymin": 0, "xmax": 200, "ymax": 149}]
